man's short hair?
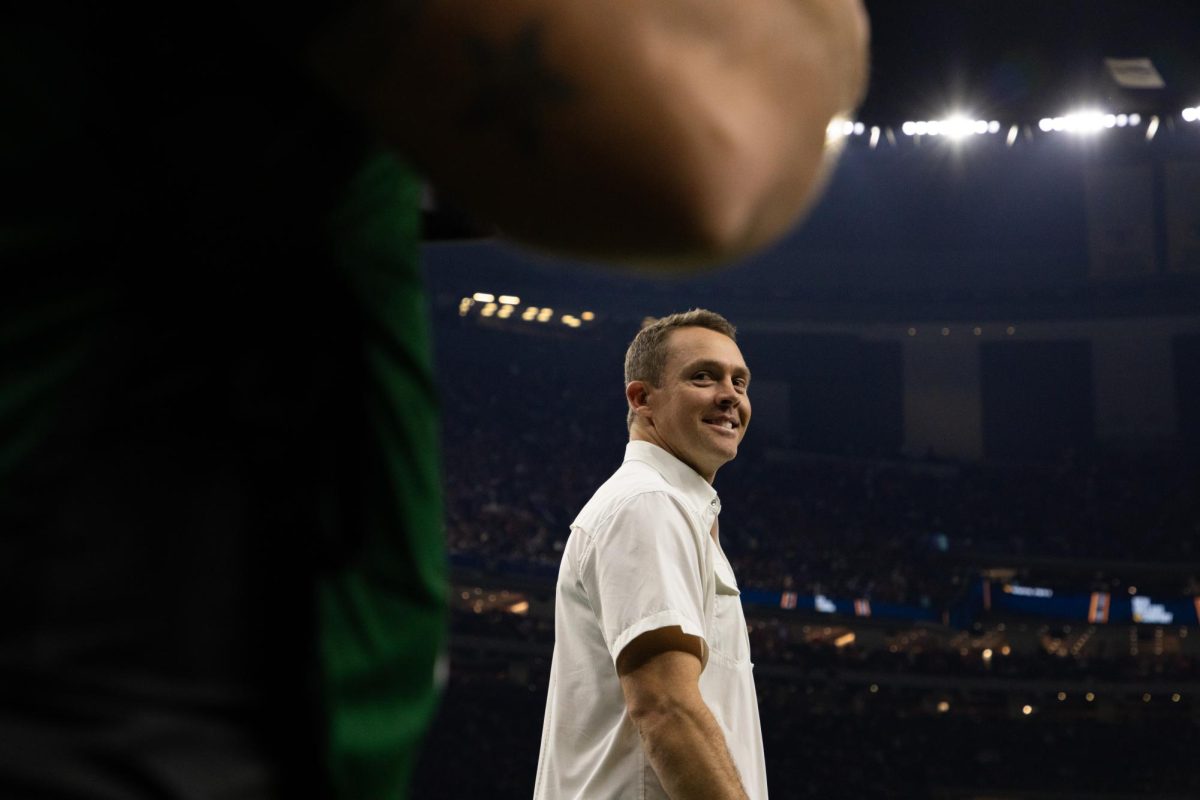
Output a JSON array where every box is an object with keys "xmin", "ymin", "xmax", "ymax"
[{"xmin": 624, "ymin": 309, "xmax": 738, "ymax": 428}]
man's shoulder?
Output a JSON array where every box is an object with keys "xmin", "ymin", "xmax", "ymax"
[{"xmin": 572, "ymin": 459, "xmax": 682, "ymax": 531}]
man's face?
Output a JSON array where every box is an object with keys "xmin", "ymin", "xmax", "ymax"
[{"xmin": 641, "ymin": 326, "xmax": 751, "ymax": 482}]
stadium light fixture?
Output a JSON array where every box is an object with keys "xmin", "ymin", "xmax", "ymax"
[
  {"xmin": 498, "ymin": 294, "xmax": 520, "ymax": 305},
  {"xmin": 480, "ymin": 302, "xmax": 497, "ymax": 317},
  {"xmin": 1036, "ymin": 110, "xmax": 1142, "ymax": 135},
  {"xmin": 581, "ymin": 311, "xmax": 595, "ymax": 321},
  {"xmin": 472, "ymin": 292, "xmax": 495, "ymax": 303},
  {"xmin": 1183, "ymin": 107, "xmax": 1199, "ymax": 123},
  {"xmin": 900, "ymin": 115, "xmax": 1000, "ymax": 139}
]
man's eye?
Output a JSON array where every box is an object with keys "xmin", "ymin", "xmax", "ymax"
[{"xmin": 693, "ymin": 372, "xmax": 712, "ymax": 381}]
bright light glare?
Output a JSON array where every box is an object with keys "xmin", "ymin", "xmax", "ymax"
[
  {"xmin": 1183, "ymin": 107, "xmax": 1199, "ymax": 122},
  {"xmin": 1040, "ymin": 111, "xmax": 1115, "ymax": 134},
  {"xmin": 1146, "ymin": 115, "xmax": 1160, "ymax": 141},
  {"xmin": 498, "ymin": 295, "xmax": 520, "ymax": 305},
  {"xmin": 472, "ymin": 292, "xmax": 495, "ymax": 303},
  {"xmin": 901, "ymin": 116, "xmax": 999, "ymax": 139},
  {"xmin": 942, "ymin": 116, "xmax": 973, "ymax": 138}
]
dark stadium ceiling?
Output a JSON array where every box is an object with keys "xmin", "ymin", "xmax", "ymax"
[{"xmin": 858, "ymin": 0, "xmax": 1200, "ymax": 127}]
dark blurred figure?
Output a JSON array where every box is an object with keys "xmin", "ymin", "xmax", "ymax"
[{"xmin": 0, "ymin": 2, "xmax": 867, "ymax": 797}]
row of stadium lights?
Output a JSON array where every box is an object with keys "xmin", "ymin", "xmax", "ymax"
[
  {"xmin": 829, "ymin": 105, "xmax": 1200, "ymax": 147},
  {"xmin": 874, "ymin": 689, "xmax": 1185, "ymax": 716},
  {"xmin": 907, "ymin": 325, "xmax": 1017, "ymax": 337},
  {"xmin": 459, "ymin": 292, "xmax": 596, "ymax": 329},
  {"xmin": 904, "ymin": 626, "xmax": 1183, "ymax": 714}
]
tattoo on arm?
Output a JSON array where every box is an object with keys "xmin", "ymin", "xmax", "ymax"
[{"xmin": 459, "ymin": 22, "xmax": 575, "ymax": 157}]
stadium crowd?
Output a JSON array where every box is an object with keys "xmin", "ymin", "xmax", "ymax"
[
  {"xmin": 413, "ymin": 648, "xmax": 1199, "ymax": 799},
  {"xmin": 437, "ymin": 324, "xmax": 1200, "ymax": 609}
]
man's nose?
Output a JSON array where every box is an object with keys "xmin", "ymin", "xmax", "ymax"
[{"xmin": 715, "ymin": 380, "xmax": 740, "ymax": 406}]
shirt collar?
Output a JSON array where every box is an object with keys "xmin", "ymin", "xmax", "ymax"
[{"xmin": 624, "ymin": 441, "xmax": 720, "ymax": 514}]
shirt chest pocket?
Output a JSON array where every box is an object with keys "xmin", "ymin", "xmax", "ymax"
[{"xmin": 708, "ymin": 559, "xmax": 751, "ymax": 666}]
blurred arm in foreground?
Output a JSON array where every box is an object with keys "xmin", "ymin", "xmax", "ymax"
[{"xmin": 310, "ymin": 0, "xmax": 870, "ymax": 268}]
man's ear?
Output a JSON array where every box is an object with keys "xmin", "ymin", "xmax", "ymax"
[{"xmin": 626, "ymin": 381, "xmax": 652, "ymax": 420}]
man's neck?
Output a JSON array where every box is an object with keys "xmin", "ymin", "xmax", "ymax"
[{"xmin": 628, "ymin": 428, "xmax": 718, "ymax": 484}]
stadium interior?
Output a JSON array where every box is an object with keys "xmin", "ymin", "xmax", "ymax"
[{"xmin": 412, "ymin": 2, "xmax": 1200, "ymax": 797}]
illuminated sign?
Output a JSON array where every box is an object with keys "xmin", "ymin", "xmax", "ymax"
[
  {"xmin": 1131, "ymin": 596, "xmax": 1173, "ymax": 624},
  {"xmin": 1005, "ymin": 584, "xmax": 1054, "ymax": 598}
]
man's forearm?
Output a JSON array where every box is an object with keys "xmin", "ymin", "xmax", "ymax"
[
  {"xmin": 634, "ymin": 698, "xmax": 749, "ymax": 800},
  {"xmin": 310, "ymin": 0, "xmax": 869, "ymax": 267}
]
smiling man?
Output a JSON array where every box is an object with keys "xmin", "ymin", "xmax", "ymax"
[{"xmin": 534, "ymin": 309, "xmax": 763, "ymax": 799}]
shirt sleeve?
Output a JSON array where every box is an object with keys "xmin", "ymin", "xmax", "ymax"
[{"xmin": 577, "ymin": 491, "xmax": 709, "ymax": 668}]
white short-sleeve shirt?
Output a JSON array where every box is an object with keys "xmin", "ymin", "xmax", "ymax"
[{"xmin": 533, "ymin": 441, "xmax": 767, "ymax": 799}]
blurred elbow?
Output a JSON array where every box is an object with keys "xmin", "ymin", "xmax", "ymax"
[{"xmin": 675, "ymin": 124, "xmax": 835, "ymax": 267}]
